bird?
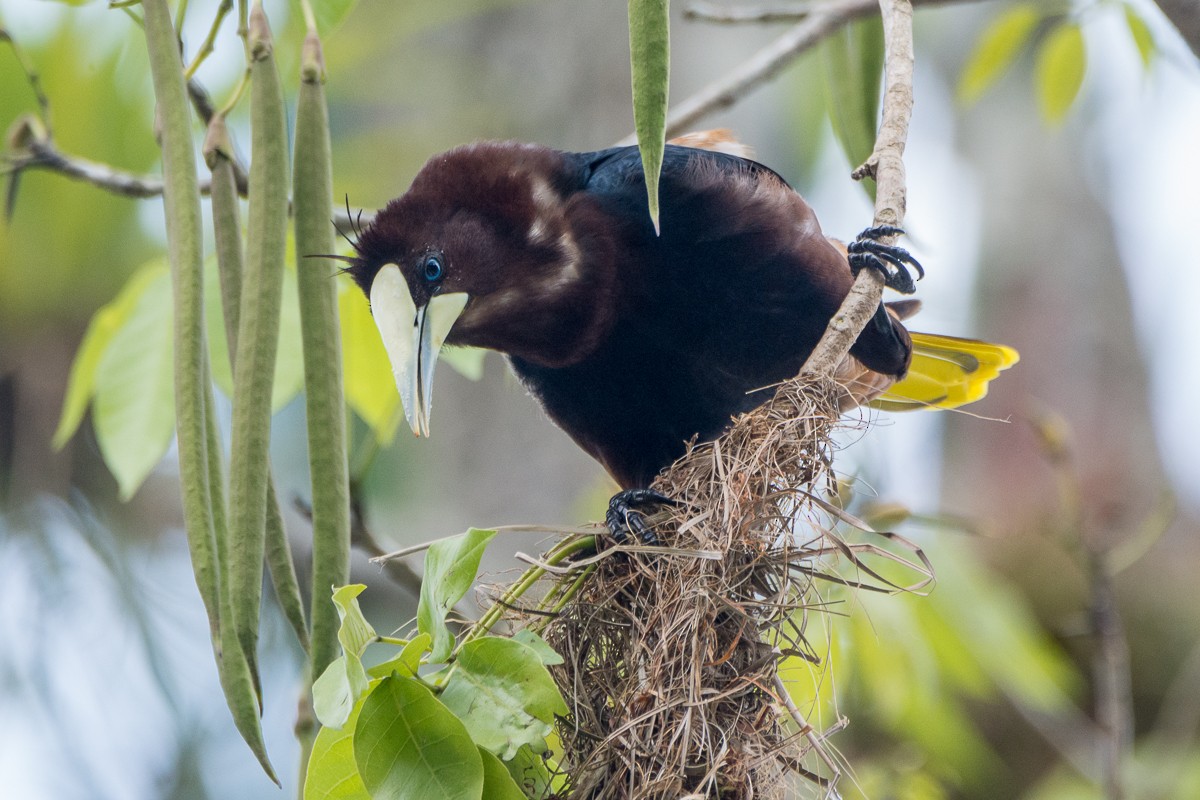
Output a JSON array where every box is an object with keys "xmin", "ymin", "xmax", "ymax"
[{"xmin": 341, "ymin": 133, "xmax": 1017, "ymax": 538}]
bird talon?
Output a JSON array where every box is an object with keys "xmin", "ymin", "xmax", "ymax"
[
  {"xmin": 605, "ymin": 489, "xmax": 677, "ymax": 546},
  {"xmin": 847, "ymin": 226, "xmax": 923, "ymax": 295}
]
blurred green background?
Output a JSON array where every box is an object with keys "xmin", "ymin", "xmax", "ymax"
[{"xmin": 1, "ymin": 1, "xmax": 1198, "ymax": 798}]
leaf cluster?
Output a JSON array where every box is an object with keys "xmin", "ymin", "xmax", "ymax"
[
  {"xmin": 305, "ymin": 529, "xmax": 569, "ymax": 800},
  {"xmin": 957, "ymin": 1, "xmax": 1158, "ymax": 125}
]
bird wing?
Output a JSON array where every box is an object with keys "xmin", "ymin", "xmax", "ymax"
[{"xmin": 870, "ymin": 333, "xmax": 1019, "ymax": 411}]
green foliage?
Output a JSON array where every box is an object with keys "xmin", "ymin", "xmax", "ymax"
[
  {"xmin": 1123, "ymin": 3, "xmax": 1155, "ymax": 69},
  {"xmin": 957, "ymin": 3, "xmax": 1041, "ymax": 105},
  {"xmin": 418, "ymin": 527, "xmax": 498, "ymax": 662},
  {"xmin": 51, "ymin": 264, "xmax": 161, "ymax": 451},
  {"xmin": 957, "ymin": 3, "xmax": 1159, "ymax": 125},
  {"xmin": 440, "ymin": 637, "xmax": 568, "ymax": 760},
  {"xmin": 479, "ymin": 747, "xmax": 529, "ymax": 800},
  {"xmin": 312, "ymin": 585, "xmax": 378, "ymax": 729},
  {"xmin": 92, "ymin": 266, "xmax": 175, "ymax": 500},
  {"xmin": 305, "ymin": 684, "xmax": 374, "ymax": 800},
  {"xmin": 355, "ymin": 675, "xmax": 485, "ymax": 800},
  {"xmin": 1035, "ymin": 22, "xmax": 1086, "ymax": 125},
  {"xmin": 292, "ymin": 0, "xmax": 359, "ymax": 36},
  {"xmin": 55, "ymin": 262, "xmax": 488, "ymax": 497},
  {"xmin": 306, "ymin": 536, "xmax": 568, "ymax": 800},
  {"xmin": 627, "ymin": 0, "xmax": 670, "ymax": 232},
  {"xmin": 821, "ymin": 16, "xmax": 884, "ymax": 189},
  {"xmin": 785, "ymin": 533, "xmax": 1081, "ymax": 797}
]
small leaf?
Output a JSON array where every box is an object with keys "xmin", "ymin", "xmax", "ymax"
[
  {"xmin": 1035, "ymin": 22, "xmax": 1086, "ymax": 125},
  {"xmin": 821, "ymin": 16, "xmax": 884, "ymax": 187},
  {"xmin": 92, "ymin": 267, "xmax": 176, "ymax": 499},
  {"xmin": 439, "ymin": 636, "xmax": 568, "ymax": 760},
  {"xmin": 53, "ymin": 262, "xmax": 166, "ymax": 449},
  {"xmin": 628, "ymin": 0, "xmax": 670, "ymax": 233},
  {"xmin": 1123, "ymin": 3, "xmax": 1155, "ymax": 69},
  {"xmin": 354, "ymin": 676, "xmax": 484, "ymax": 800},
  {"xmin": 369, "ymin": 632, "xmax": 431, "ymax": 679},
  {"xmin": 440, "ymin": 346, "xmax": 487, "ymax": 381},
  {"xmin": 418, "ymin": 528, "xmax": 497, "ymax": 663},
  {"xmin": 292, "ymin": 0, "xmax": 360, "ymax": 35},
  {"xmin": 504, "ymin": 744, "xmax": 558, "ymax": 800},
  {"xmin": 513, "ymin": 630, "xmax": 564, "ymax": 666},
  {"xmin": 957, "ymin": 4, "xmax": 1041, "ymax": 105},
  {"xmin": 304, "ymin": 681, "xmax": 374, "ymax": 800},
  {"xmin": 313, "ymin": 584, "xmax": 378, "ymax": 728},
  {"xmin": 339, "ymin": 277, "xmax": 403, "ymax": 444},
  {"xmin": 478, "ymin": 747, "xmax": 527, "ymax": 800}
]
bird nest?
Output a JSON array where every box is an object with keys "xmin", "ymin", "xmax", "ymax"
[{"xmin": 499, "ymin": 373, "xmax": 932, "ymax": 799}]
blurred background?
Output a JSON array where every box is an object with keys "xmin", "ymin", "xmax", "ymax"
[{"xmin": 1, "ymin": 0, "xmax": 1198, "ymax": 798}]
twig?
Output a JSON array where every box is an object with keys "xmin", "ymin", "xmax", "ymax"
[
  {"xmin": 802, "ymin": 0, "xmax": 914, "ymax": 378},
  {"xmin": 0, "ymin": 29, "xmax": 53, "ymax": 133},
  {"xmin": 7, "ymin": 138, "xmax": 177, "ymax": 198},
  {"xmin": 772, "ymin": 674, "xmax": 844, "ymax": 793},
  {"xmin": 616, "ymin": 0, "xmax": 876, "ymax": 146},
  {"xmin": 1088, "ymin": 549, "xmax": 1132, "ymax": 800},
  {"xmin": 619, "ymin": 0, "xmax": 973, "ymax": 148},
  {"xmin": 685, "ymin": 1, "xmax": 837, "ymax": 24}
]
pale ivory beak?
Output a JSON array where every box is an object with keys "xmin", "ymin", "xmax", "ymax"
[{"xmin": 369, "ymin": 264, "xmax": 469, "ymax": 437}]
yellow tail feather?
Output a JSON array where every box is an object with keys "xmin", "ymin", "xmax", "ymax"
[{"xmin": 870, "ymin": 332, "xmax": 1019, "ymax": 412}]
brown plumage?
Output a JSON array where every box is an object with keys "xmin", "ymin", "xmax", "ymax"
[{"xmin": 347, "ymin": 139, "xmax": 921, "ymax": 490}]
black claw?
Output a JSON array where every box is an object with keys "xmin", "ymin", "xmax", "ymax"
[
  {"xmin": 605, "ymin": 489, "xmax": 677, "ymax": 546},
  {"xmin": 847, "ymin": 226, "xmax": 923, "ymax": 295}
]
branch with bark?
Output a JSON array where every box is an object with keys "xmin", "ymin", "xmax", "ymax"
[{"xmin": 802, "ymin": 0, "xmax": 914, "ymax": 377}]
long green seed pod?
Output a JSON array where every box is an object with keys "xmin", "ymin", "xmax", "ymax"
[
  {"xmin": 293, "ymin": 30, "xmax": 350, "ymax": 691},
  {"xmin": 205, "ymin": 117, "xmax": 310, "ymax": 653},
  {"xmin": 144, "ymin": 0, "xmax": 276, "ymax": 781},
  {"xmin": 226, "ymin": 1, "xmax": 290, "ymax": 688},
  {"xmin": 142, "ymin": 0, "xmax": 218, "ymax": 652}
]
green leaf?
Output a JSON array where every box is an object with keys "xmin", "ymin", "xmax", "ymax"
[
  {"xmin": 292, "ymin": 0, "xmax": 360, "ymax": 35},
  {"xmin": 304, "ymin": 681, "xmax": 374, "ymax": 800},
  {"xmin": 92, "ymin": 266, "xmax": 176, "ymax": 499},
  {"xmin": 354, "ymin": 676, "xmax": 484, "ymax": 800},
  {"xmin": 512, "ymin": 629, "xmax": 564, "ymax": 666},
  {"xmin": 1123, "ymin": 3, "xmax": 1155, "ymax": 69},
  {"xmin": 1035, "ymin": 22, "xmax": 1086, "ymax": 125},
  {"xmin": 53, "ymin": 261, "xmax": 166, "ymax": 450},
  {"xmin": 439, "ymin": 636, "xmax": 568, "ymax": 760},
  {"xmin": 313, "ymin": 584, "xmax": 379, "ymax": 728},
  {"xmin": 339, "ymin": 277, "xmax": 403, "ymax": 444},
  {"xmin": 479, "ymin": 747, "xmax": 527, "ymax": 800},
  {"xmin": 418, "ymin": 528, "xmax": 497, "ymax": 662},
  {"xmin": 503, "ymin": 744, "xmax": 558, "ymax": 800},
  {"xmin": 957, "ymin": 3, "xmax": 1041, "ymax": 105},
  {"xmin": 628, "ymin": 0, "xmax": 670, "ymax": 233},
  {"xmin": 369, "ymin": 632, "xmax": 431, "ymax": 679},
  {"xmin": 821, "ymin": 16, "xmax": 884, "ymax": 190},
  {"xmin": 440, "ymin": 346, "xmax": 487, "ymax": 381}
]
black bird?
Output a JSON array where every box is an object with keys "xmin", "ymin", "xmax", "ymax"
[{"xmin": 344, "ymin": 135, "xmax": 1016, "ymax": 535}]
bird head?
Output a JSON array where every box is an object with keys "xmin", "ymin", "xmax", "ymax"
[{"xmin": 345, "ymin": 142, "xmax": 615, "ymax": 437}]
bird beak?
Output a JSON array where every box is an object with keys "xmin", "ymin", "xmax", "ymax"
[{"xmin": 369, "ymin": 264, "xmax": 469, "ymax": 437}]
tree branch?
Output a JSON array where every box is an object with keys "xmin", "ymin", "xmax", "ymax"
[{"xmin": 802, "ymin": 0, "xmax": 914, "ymax": 378}]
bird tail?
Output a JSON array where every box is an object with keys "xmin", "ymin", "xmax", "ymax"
[{"xmin": 869, "ymin": 333, "xmax": 1019, "ymax": 411}]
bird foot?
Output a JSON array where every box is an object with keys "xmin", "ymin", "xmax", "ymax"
[
  {"xmin": 605, "ymin": 489, "xmax": 677, "ymax": 546},
  {"xmin": 847, "ymin": 225, "xmax": 924, "ymax": 295}
]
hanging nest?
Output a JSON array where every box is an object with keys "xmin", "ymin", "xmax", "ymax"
[{"xmin": 496, "ymin": 373, "xmax": 933, "ymax": 800}]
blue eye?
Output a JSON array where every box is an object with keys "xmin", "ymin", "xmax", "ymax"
[{"xmin": 422, "ymin": 254, "xmax": 444, "ymax": 282}]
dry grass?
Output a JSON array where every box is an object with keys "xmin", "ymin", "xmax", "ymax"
[{"xmin": 500, "ymin": 374, "xmax": 932, "ymax": 799}]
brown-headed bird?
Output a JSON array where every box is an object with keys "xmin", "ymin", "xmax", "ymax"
[{"xmin": 343, "ymin": 136, "xmax": 1017, "ymax": 537}]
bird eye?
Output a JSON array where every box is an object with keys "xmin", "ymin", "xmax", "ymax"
[{"xmin": 422, "ymin": 254, "xmax": 444, "ymax": 282}]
